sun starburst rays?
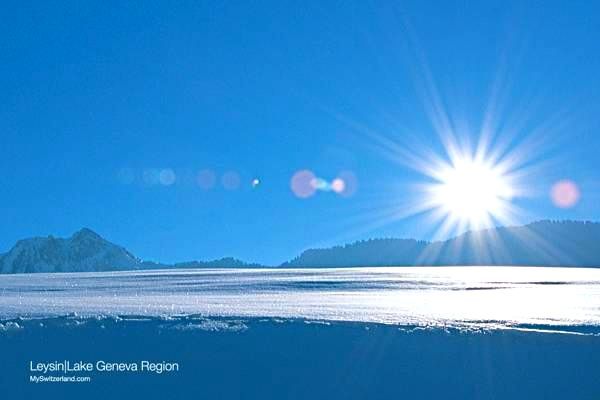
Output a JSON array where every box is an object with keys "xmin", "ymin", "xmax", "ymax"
[{"xmin": 422, "ymin": 146, "xmax": 519, "ymax": 228}]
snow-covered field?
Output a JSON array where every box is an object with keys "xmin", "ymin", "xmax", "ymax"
[
  {"xmin": 2, "ymin": 267, "xmax": 600, "ymax": 399},
  {"xmin": 1, "ymin": 266, "xmax": 600, "ymax": 333}
]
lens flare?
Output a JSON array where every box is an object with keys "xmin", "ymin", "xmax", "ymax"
[
  {"xmin": 311, "ymin": 177, "xmax": 330, "ymax": 191},
  {"xmin": 291, "ymin": 170, "xmax": 317, "ymax": 198},
  {"xmin": 197, "ymin": 169, "xmax": 216, "ymax": 190},
  {"xmin": 336, "ymin": 171, "xmax": 358, "ymax": 197},
  {"xmin": 331, "ymin": 178, "xmax": 346, "ymax": 194},
  {"xmin": 551, "ymin": 180, "xmax": 580, "ymax": 208},
  {"xmin": 221, "ymin": 171, "xmax": 241, "ymax": 191},
  {"xmin": 159, "ymin": 169, "xmax": 177, "ymax": 186}
]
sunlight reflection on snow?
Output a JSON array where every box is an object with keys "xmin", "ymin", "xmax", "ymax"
[{"xmin": 1, "ymin": 267, "xmax": 599, "ymax": 332}]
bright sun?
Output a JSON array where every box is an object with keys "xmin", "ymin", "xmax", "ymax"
[{"xmin": 428, "ymin": 157, "xmax": 515, "ymax": 228}]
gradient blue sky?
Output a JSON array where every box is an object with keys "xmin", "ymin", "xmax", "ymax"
[{"xmin": 2, "ymin": 1, "xmax": 599, "ymax": 265}]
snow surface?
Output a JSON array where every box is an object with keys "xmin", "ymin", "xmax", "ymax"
[{"xmin": 1, "ymin": 266, "xmax": 600, "ymax": 333}]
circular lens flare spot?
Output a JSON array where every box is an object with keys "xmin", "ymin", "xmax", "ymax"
[
  {"xmin": 222, "ymin": 171, "xmax": 241, "ymax": 191},
  {"xmin": 197, "ymin": 169, "xmax": 216, "ymax": 190},
  {"xmin": 551, "ymin": 180, "xmax": 580, "ymax": 208},
  {"xmin": 291, "ymin": 170, "xmax": 317, "ymax": 198},
  {"xmin": 159, "ymin": 169, "xmax": 177, "ymax": 186},
  {"xmin": 331, "ymin": 178, "xmax": 346, "ymax": 193}
]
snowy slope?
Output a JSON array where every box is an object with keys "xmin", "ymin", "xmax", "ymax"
[
  {"xmin": 2, "ymin": 220, "xmax": 600, "ymax": 273},
  {"xmin": 283, "ymin": 220, "xmax": 600, "ymax": 267},
  {"xmin": 0, "ymin": 228, "xmax": 140, "ymax": 273},
  {"xmin": 0, "ymin": 228, "xmax": 260, "ymax": 273}
]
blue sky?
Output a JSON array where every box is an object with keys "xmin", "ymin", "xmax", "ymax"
[{"xmin": 1, "ymin": 1, "xmax": 599, "ymax": 265}]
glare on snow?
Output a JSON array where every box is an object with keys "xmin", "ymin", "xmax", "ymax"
[{"xmin": 0, "ymin": 267, "xmax": 599, "ymax": 332}]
